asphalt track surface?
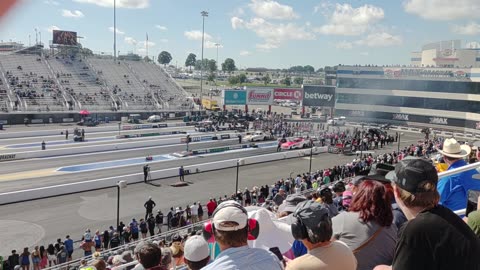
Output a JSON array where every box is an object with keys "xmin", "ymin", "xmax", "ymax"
[
  {"xmin": 0, "ymin": 126, "xmax": 196, "ymax": 150},
  {"xmin": 0, "ymin": 130, "xmax": 423, "ymax": 256}
]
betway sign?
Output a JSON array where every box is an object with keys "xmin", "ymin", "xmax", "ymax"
[
  {"xmin": 246, "ymin": 89, "xmax": 274, "ymax": 105},
  {"xmin": 273, "ymin": 88, "xmax": 303, "ymax": 101},
  {"xmin": 302, "ymin": 85, "xmax": 336, "ymax": 107}
]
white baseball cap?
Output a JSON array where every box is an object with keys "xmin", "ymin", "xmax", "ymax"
[
  {"xmin": 213, "ymin": 201, "xmax": 248, "ymax": 231},
  {"xmin": 184, "ymin": 235, "xmax": 210, "ymax": 262}
]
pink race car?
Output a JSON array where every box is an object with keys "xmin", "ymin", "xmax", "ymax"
[{"xmin": 281, "ymin": 137, "xmax": 312, "ymax": 150}]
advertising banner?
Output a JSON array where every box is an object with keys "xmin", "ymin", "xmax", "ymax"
[
  {"xmin": 302, "ymin": 85, "xmax": 336, "ymax": 107},
  {"xmin": 52, "ymin": 30, "xmax": 78, "ymax": 46},
  {"xmin": 224, "ymin": 90, "xmax": 246, "ymax": 105},
  {"xmin": 247, "ymin": 88, "xmax": 274, "ymax": 105},
  {"xmin": 273, "ymin": 88, "xmax": 303, "ymax": 101}
]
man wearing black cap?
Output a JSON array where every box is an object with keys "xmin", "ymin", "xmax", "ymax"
[
  {"xmin": 286, "ymin": 200, "xmax": 357, "ymax": 270},
  {"xmin": 375, "ymin": 158, "xmax": 480, "ymax": 270}
]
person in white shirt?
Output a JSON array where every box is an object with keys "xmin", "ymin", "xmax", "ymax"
[{"xmin": 190, "ymin": 202, "xmax": 199, "ymax": 223}]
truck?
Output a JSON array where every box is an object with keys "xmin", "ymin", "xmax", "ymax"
[{"xmin": 202, "ymin": 99, "xmax": 221, "ymax": 111}]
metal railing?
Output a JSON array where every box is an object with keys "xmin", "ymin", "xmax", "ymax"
[{"xmin": 41, "ymin": 161, "xmax": 480, "ymax": 270}]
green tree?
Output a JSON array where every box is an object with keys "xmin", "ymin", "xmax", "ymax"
[
  {"xmin": 304, "ymin": 65, "xmax": 315, "ymax": 74},
  {"xmin": 207, "ymin": 59, "xmax": 217, "ymax": 73},
  {"xmin": 207, "ymin": 73, "xmax": 216, "ymax": 82},
  {"xmin": 143, "ymin": 56, "xmax": 152, "ymax": 62},
  {"xmin": 262, "ymin": 74, "xmax": 271, "ymax": 85},
  {"xmin": 282, "ymin": 76, "xmax": 292, "ymax": 86},
  {"xmin": 185, "ymin": 53, "xmax": 196, "ymax": 71},
  {"xmin": 81, "ymin": 47, "xmax": 93, "ymax": 56},
  {"xmin": 239, "ymin": 73, "xmax": 247, "ymax": 84},
  {"xmin": 316, "ymin": 67, "xmax": 324, "ymax": 73},
  {"xmin": 194, "ymin": 59, "xmax": 209, "ymax": 70},
  {"xmin": 222, "ymin": 58, "xmax": 236, "ymax": 73},
  {"xmin": 158, "ymin": 51, "xmax": 172, "ymax": 67},
  {"xmin": 228, "ymin": 75, "xmax": 240, "ymax": 85},
  {"xmin": 294, "ymin": 77, "xmax": 304, "ymax": 85}
]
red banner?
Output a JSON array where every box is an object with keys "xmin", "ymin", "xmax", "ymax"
[{"xmin": 273, "ymin": 88, "xmax": 303, "ymax": 101}]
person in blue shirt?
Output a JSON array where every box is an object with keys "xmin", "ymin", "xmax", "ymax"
[
  {"xmin": 63, "ymin": 235, "xmax": 74, "ymax": 261},
  {"xmin": 437, "ymin": 139, "xmax": 480, "ymax": 212}
]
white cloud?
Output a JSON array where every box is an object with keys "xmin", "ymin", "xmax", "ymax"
[
  {"xmin": 465, "ymin": 41, "xmax": 480, "ymax": 48},
  {"xmin": 248, "ymin": 0, "xmax": 298, "ymax": 20},
  {"xmin": 404, "ymin": 0, "xmax": 480, "ymax": 20},
  {"xmin": 231, "ymin": 17, "xmax": 315, "ymax": 50},
  {"xmin": 335, "ymin": 41, "xmax": 353, "ymax": 49},
  {"xmin": 61, "ymin": 9, "xmax": 85, "ymax": 18},
  {"xmin": 47, "ymin": 25, "xmax": 60, "ymax": 33},
  {"xmin": 139, "ymin": 41, "xmax": 156, "ymax": 47},
  {"xmin": 109, "ymin": 27, "xmax": 125, "ymax": 35},
  {"xmin": 184, "ymin": 30, "xmax": 212, "ymax": 41},
  {"xmin": 73, "ymin": 0, "xmax": 149, "ymax": 9},
  {"xmin": 354, "ymin": 32, "xmax": 402, "ymax": 47},
  {"xmin": 360, "ymin": 52, "xmax": 369, "ymax": 56},
  {"xmin": 44, "ymin": 0, "xmax": 59, "ymax": 5},
  {"xmin": 315, "ymin": 4, "xmax": 384, "ymax": 36},
  {"xmin": 452, "ymin": 22, "xmax": 480, "ymax": 35},
  {"xmin": 240, "ymin": 50, "xmax": 252, "ymax": 56},
  {"xmin": 205, "ymin": 41, "xmax": 223, "ymax": 49},
  {"xmin": 155, "ymin": 25, "xmax": 168, "ymax": 31},
  {"xmin": 124, "ymin": 37, "xmax": 137, "ymax": 45}
]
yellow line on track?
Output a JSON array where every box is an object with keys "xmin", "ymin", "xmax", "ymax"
[{"xmin": 0, "ymin": 169, "xmax": 62, "ymax": 182}]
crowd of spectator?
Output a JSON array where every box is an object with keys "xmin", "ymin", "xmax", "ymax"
[{"xmin": 4, "ymin": 130, "xmax": 480, "ymax": 270}]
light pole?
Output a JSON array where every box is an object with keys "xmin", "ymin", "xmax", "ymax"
[
  {"xmin": 200, "ymin": 11, "xmax": 209, "ymax": 109},
  {"xmin": 113, "ymin": 0, "xmax": 117, "ymax": 61},
  {"xmin": 215, "ymin": 43, "xmax": 220, "ymax": 91},
  {"xmin": 397, "ymin": 132, "xmax": 404, "ymax": 153},
  {"xmin": 116, "ymin": 180, "xmax": 127, "ymax": 228},
  {"xmin": 118, "ymin": 122, "xmax": 121, "ymax": 136},
  {"xmin": 235, "ymin": 159, "xmax": 243, "ymax": 197}
]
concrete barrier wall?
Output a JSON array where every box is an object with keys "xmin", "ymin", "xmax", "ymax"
[
  {"xmin": 0, "ymin": 146, "xmax": 329, "ymax": 204},
  {"xmin": 0, "ymin": 122, "xmax": 188, "ymax": 139},
  {"xmin": 1, "ymin": 133, "xmax": 240, "ymax": 161}
]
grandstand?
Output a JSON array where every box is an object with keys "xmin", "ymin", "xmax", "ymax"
[
  {"xmin": 88, "ymin": 58, "xmax": 157, "ymax": 111},
  {"xmin": 0, "ymin": 54, "xmax": 65, "ymax": 112},
  {"xmin": 48, "ymin": 56, "xmax": 114, "ymax": 111},
  {"xmin": 0, "ymin": 53, "xmax": 191, "ymax": 112}
]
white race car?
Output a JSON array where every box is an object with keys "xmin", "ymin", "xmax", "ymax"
[{"xmin": 244, "ymin": 131, "xmax": 273, "ymax": 142}]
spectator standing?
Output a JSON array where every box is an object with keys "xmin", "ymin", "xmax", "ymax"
[
  {"xmin": 179, "ymin": 166, "xmax": 185, "ymax": 182},
  {"xmin": 206, "ymin": 198, "xmax": 217, "ymax": 218},
  {"xmin": 102, "ymin": 230, "xmax": 110, "ymax": 250},
  {"xmin": 167, "ymin": 207, "xmax": 174, "ymax": 230},
  {"xmin": 56, "ymin": 246, "xmax": 68, "ymax": 265},
  {"xmin": 197, "ymin": 202, "xmax": 204, "ymax": 221},
  {"xmin": 144, "ymin": 197, "xmax": 156, "ymax": 220},
  {"xmin": 147, "ymin": 214, "xmax": 156, "ymax": 237},
  {"xmin": 64, "ymin": 235, "xmax": 74, "ymax": 261},
  {"xmin": 318, "ymin": 187, "xmax": 339, "ymax": 218},
  {"xmin": 375, "ymin": 158, "xmax": 480, "ymax": 270},
  {"xmin": 94, "ymin": 230, "xmax": 102, "ymax": 251},
  {"xmin": 183, "ymin": 235, "xmax": 210, "ymax": 270},
  {"xmin": 273, "ymin": 188, "xmax": 287, "ymax": 206},
  {"xmin": 139, "ymin": 219, "xmax": 148, "ymax": 239},
  {"xmin": 20, "ymin": 248, "xmax": 30, "ymax": 270},
  {"xmin": 155, "ymin": 210, "xmax": 164, "ymax": 234},
  {"xmin": 130, "ymin": 218, "xmax": 139, "ymax": 241},
  {"xmin": 46, "ymin": 245, "xmax": 56, "ymax": 267},
  {"xmin": 39, "ymin": 246, "xmax": 47, "ymax": 269},
  {"xmin": 8, "ymin": 250, "xmax": 19, "ymax": 270},
  {"xmin": 286, "ymin": 201, "xmax": 357, "ymax": 270},
  {"xmin": 437, "ymin": 138, "xmax": 480, "ymax": 212},
  {"xmin": 190, "ymin": 202, "xmax": 199, "ymax": 223},
  {"xmin": 110, "ymin": 232, "xmax": 121, "ymax": 249},
  {"xmin": 332, "ymin": 180, "xmax": 397, "ymax": 270},
  {"xmin": 202, "ymin": 201, "xmax": 283, "ymax": 270}
]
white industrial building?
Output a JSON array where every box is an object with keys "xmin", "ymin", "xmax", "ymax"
[{"xmin": 411, "ymin": 40, "xmax": 480, "ymax": 68}]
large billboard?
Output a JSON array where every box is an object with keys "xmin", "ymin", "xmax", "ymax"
[
  {"xmin": 302, "ymin": 85, "xmax": 336, "ymax": 107},
  {"xmin": 223, "ymin": 90, "xmax": 246, "ymax": 105},
  {"xmin": 53, "ymin": 30, "xmax": 78, "ymax": 46},
  {"xmin": 273, "ymin": 88, "xmax": 303, "ymax": 101},
  {"xmin": 247, "ymin": 88, "xmax": 273, "ymax": 105}
]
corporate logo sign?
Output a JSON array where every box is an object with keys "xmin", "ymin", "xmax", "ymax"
[
  {"xmin": 302, "ymin": 85, "xmax": 336, "ymax": 107},
  {"xmin": 224, "ymin": 90, "xmax": 246, "ymax": 105},
  {"xmin": 246, "ymin": 89, "xmax": 274, "ymax": 105},
  {"xmin": 393, "ymin": 114, "xmax": 409, "ymax": 121},
  {"xmin": 273, "ymin": 88, "xmax": 303, "ymax": 101},
  {"xmin": 429, "ymin": 117, "xmax": 448, "ymax": 125}
]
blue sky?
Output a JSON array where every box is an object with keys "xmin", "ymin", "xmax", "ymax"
[{"xmin": 1, "ymin": 0, "xmax": 479, "ymax": 69}]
